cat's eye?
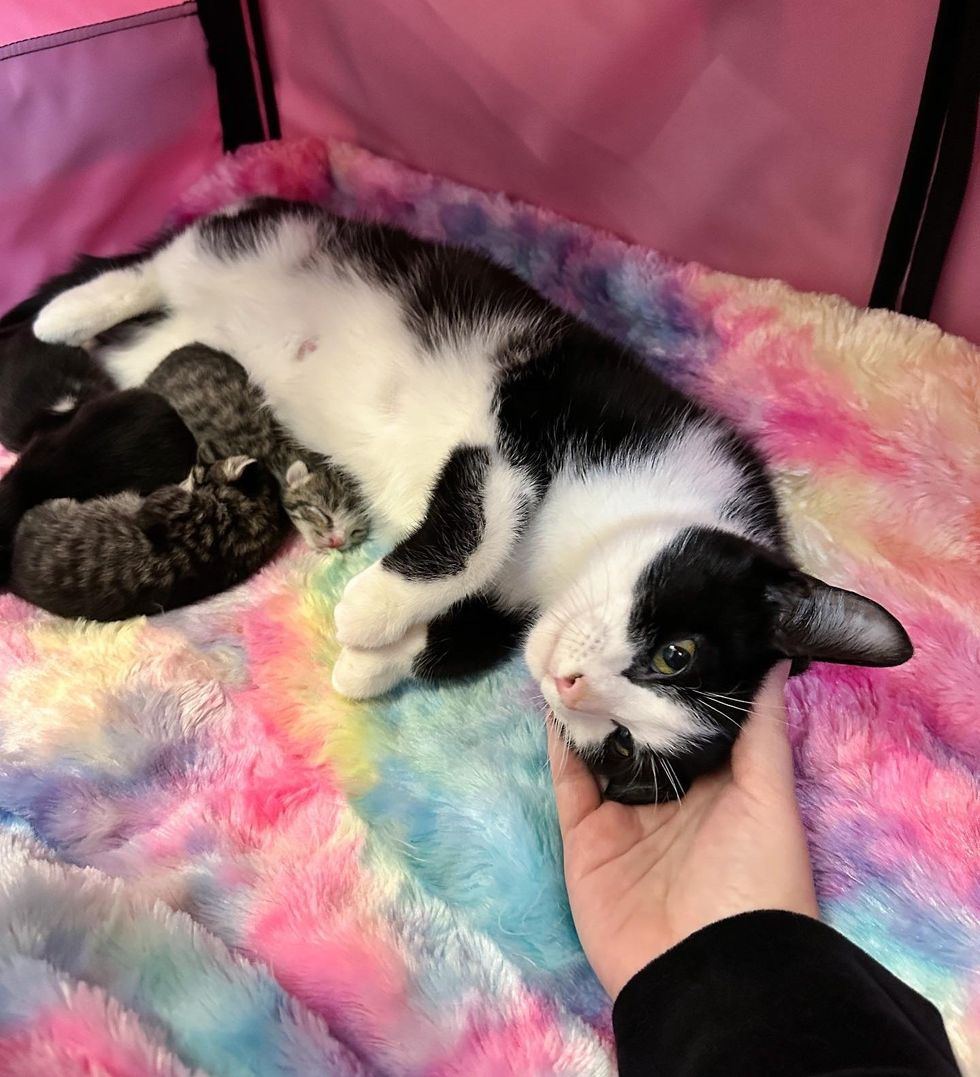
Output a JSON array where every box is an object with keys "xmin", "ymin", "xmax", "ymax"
[
  {"xmin": 652, "ymin": 638, "xmax": 696, "ymax": 676},
  {"xmin": 610, "ymin": 725, "xmax": 634, "ymax": 758}
]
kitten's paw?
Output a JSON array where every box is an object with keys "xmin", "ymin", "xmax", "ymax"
[
  {"xmin": 331, "ymin": 627, "xmax": 427, "ymax": 699},
  {"xmin": 334, "ymin": 563, "xmax": 417, "ymax": 648}
]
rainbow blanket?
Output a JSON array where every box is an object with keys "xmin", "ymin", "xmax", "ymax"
[{"xmin": 0, "ymin": 140, "xmax": 977, "ymax": 1076}]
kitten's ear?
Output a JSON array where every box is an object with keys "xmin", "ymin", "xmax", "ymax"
[
  {"xmin": 285, "ymin": 460, "xmax": 310, "ymax": 487},
  {"xmin": 220, "ymin": 455, "xmax": 257, "ymax": 481},
  {"xmin": 223, "ymin": 456, "xmax": 264, "ymax": 497},
  {"xmin": 767, "ymin": 572, "xmax": 913, "ymax": 668}
]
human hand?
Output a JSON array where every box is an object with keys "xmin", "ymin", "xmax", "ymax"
[{"xmin": 548, "ymin": 662, "xmax": 818, "ymax": 999}]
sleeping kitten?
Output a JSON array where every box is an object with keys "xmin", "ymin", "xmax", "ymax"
[
  {"xmin": 144, "ymin": 343, "xmax": 367, "ymax": 550},
  {"xmin": 0, "ymin": 388, "xmax": 197, "ymax": 576},
  {"xmin": 0, "ymin": 322, "xmax": 115, "ymax": 451},
  {"xmin": 8, "ymin": 455, "xmax": 288, "ymax": 621},
  {"xmin": 34, "ymin": 198, "xmax": 914, "ymax": 801},
  {"xmin": 0, "ymin": 250, "xmax": 158, "ymax": 450}
]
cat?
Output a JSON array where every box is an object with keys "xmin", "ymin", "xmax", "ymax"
[
  {"xmin": 144, "ymin": 343, "xmax": 368, "ymax": 550},
  {"xmin": 0, "ymin": 388, "xmax": 198, "ymax": 578},
  {"xmin": 8, "ymin": 454, "xmax": 288, "ymax": 621},
  {"xmin": 0, "ymin": 321, "xmax": 115, "ymax": 451},
  {"xmin": 33, "ymin": 198, "xmax": 914, "ymax": 802}
]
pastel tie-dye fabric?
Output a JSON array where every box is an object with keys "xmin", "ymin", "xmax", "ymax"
[{"xmin": 0, "ymin": 139, "xmax": 977, "ymax": 1076}]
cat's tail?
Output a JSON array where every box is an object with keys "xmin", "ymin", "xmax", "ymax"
[{"xmin": 33, "ymin": 260, "xmax": 163, "ymax": 347}]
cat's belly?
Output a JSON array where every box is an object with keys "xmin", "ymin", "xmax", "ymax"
[{"xmin": 217, "ymin": 279, "xmax": 499, "ymax": 540}]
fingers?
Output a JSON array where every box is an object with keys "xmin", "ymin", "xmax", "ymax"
[
  {"xmin": 547, "ymin": 717, "xmax": 602, "ymax": 834},
  {"xmin": 730, "ymin": 661, "xmax": 796, "ymax": 791}
]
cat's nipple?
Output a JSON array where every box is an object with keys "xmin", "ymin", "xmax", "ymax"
[{"xmin": 295, "ymin": 337, "xmax": 318, "ymax": 361}]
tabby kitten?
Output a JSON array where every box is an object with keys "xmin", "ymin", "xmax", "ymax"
[
  {"xmin": 144, "ymin": 344, "xmax": 368, "ymax": 550},
  {"xmin": 9, "ymin": 455, "xmax": 288, "ymax": 621}
]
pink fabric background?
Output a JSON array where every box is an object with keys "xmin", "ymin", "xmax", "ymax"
[
  {"xmin": 0, "ymin": 2, "xmax": 183, "ymax": 48},
  {"xmin": 262, "ymin": 0, "xmax": 980, "ymax": 344},
  {"xmin": 0, "ymin": 2, "xmax": 975, "ymax": 342},
  {"xmin": 0, "ymin": 5, "xmax": 221, "ymax": 314}
]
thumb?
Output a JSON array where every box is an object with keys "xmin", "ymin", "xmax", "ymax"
[
  {"xmin": 547, "ymin": 717, "xmax": 602, "ymax": 834},
  {"xmin": 730, "ymin": 661, "xmax": 795, "ymax": 791}
]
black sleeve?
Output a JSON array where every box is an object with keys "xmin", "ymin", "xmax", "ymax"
[{"xmin": 612, "ymin": 910, "xmax": 960, "ymax": 1076}]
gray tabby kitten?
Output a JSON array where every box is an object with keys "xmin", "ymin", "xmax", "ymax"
[
  {"xmin": 9, "ymin": 455, "xmax": 288, "ymax": 621},
  {"xmin": 144, "ymin": 343, "xmax": 368, "ymax": 551}
]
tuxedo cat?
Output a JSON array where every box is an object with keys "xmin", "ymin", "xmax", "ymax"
[{"xmin": 34, "ymin": 199, "xmax": 913, "ymax": 801}]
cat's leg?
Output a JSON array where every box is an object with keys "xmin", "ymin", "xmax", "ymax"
[
  {"xmin": 333, "ymin": 446, "xmax": 529, "ymax": 650},
  {"xmin": 33, "ymin": 262, "xmax": 163, "ymax": 347},
  {"xmin": 331, "ymin": 595, "xmax": 525, "ymax": 699}
]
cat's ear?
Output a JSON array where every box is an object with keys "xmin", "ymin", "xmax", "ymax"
[
  {"xmin": 767, "ymin": 572, "xmax": 913, "ymax": 668},
  {"xmin": 285, "ymin": 460, "xmax": 310, "ymax": 487}
]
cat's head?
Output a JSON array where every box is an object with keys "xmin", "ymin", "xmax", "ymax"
[
  {"xmin": 525, "ymin": 525, "xmax": 912, "ymax": 804},
  {"xmin": 281, "ymin": 459, "xmax": 368, "ymax": 552}
]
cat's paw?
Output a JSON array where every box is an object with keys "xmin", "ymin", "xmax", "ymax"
[
  {"xmin": 331, "ymin": 627, "xmax": 427, "ymax": 699},
  {"xmin": 33, "ymin": 293, "xmax": 99, "ymax": 347},
  {"xmin": 334, "ymin": 563, "xmax": 417, "ymax": 648}
]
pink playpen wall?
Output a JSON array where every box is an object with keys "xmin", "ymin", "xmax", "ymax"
[{"xmin": 1, "ymin": 1, "xmax": 977, "ymax": 342}]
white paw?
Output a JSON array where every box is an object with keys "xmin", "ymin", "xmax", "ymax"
[
  {"xmin": 334, "ymin": 563, "xmax": 417, "ymax": 648},
  {"xmin": 33, "ymin": 294, "xmax": 98, "ymax": 346},
  {"xmin": 331, "ymin": 626, "xmax": 428, "ymax": 699}
]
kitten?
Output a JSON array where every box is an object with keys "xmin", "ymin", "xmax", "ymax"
[
  {"xmin": 8, "ymin": 455, "xmax": 288, "ymax": 621},
  {"xmin": 144, "ymin": 343, "xmax": 368, "ymax": 550},
  {"xmin": 0, "ymin": 251, "xmax": 159, "ymax": 450},
  {"xmin": 34, "ymin": 199, "xmax": 914, "ymax": 801},
  {"xmin": 0, "ymin": 388, "xmax": 197, "ymax": 576},
  {"xmin": 0, "ymin": 322, "xmax": 115, "ymax": 451}
]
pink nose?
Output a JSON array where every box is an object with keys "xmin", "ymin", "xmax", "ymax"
[
  {"xmin": 555, "ymin": 673, "xmax": 586, "ymax": 707},
  {"xmin": 325, "ymin": 532, "xmax": 346, "ymax": 549}
]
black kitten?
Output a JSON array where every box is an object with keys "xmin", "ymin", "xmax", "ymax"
[
  {"xmin": 0, "ymin": 323, "xmax": 115, "ymax": 451},
  {"xmin": 0, "ymin": 389, "xmax": 197, "ymax": 577}
]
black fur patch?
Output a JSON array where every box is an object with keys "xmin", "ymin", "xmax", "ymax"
[
  {"xmin": 383, "ymin": 446, "xmax": 491, "ymax": 580},
  {"xmin": 414, "ymin": 594, "xmax": 527, "ymax": 681}
]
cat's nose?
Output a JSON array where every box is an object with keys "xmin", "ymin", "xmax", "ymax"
[
  {"xmin": 325, "ymin": 532, "xmax": 346, "ymax": 549},
  {"xmin": 555, "ymin": 673, "xmax": 586, "ymax": 707}
]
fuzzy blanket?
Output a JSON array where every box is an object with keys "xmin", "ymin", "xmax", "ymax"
[{"xmin": 0, "ymin": 138, "xmax": 977, "ymax": 1076}]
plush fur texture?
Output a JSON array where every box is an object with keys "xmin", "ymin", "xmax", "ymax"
[{"xmin": 0, "ymin": 139, "xmax": 977, "ymax": 1074}]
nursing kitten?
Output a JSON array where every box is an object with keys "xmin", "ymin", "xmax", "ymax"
[
  {"xmin": 0, "ymin": 251, "xmax": 159, "ymax": 450},
  {"xmin": 35, "ymin": 198, "xmax": 913, "ymax": 801},
  {"xmin": 0, "ymin": 322, "xmax": 115, "ymax": 451},
  {"xmin": 9, "ymin": 455, "xmax": 288, "ymax": 621},
  {"xmin": 144, "ymin": 343, "xmax": 367, "ymax": 550},
  {"xmin": 0, "ymin": 388, "xmax": 197, "ymax": 577}
]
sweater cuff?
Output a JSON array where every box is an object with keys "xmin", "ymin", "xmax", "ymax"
[{"xmin": 612, "ymin": 910, "xmax": 958, "ymax": 1077}]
